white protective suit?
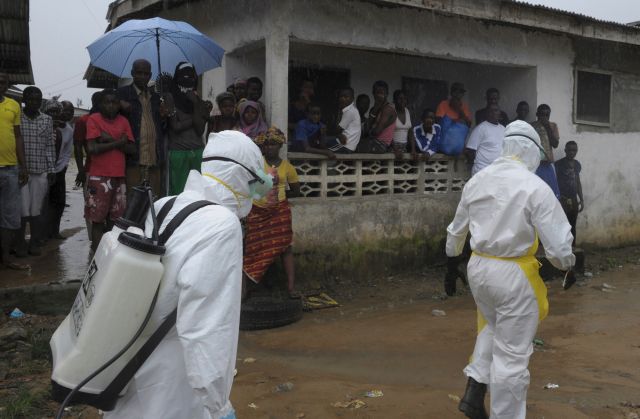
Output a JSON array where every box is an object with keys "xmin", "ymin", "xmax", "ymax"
[
  {"xmin": 446, "ymin": 120, "xmax": 575, "ymax": 418},
  {"xmin": 104, "ymin": 130, "xmax": 264, "ymax": 419}
]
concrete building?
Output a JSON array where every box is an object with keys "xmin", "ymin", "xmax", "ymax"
[{"xmin": 102, "ymin": 0, "xmax": 640, "ymax": 280}]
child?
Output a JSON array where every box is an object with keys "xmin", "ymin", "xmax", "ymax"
[
  {"xmin": 85, "ymin": 89, "xmax": 136, "ymax": 251},
  {"xmin": 209, "ymin": 92, "xmax": 236, "ymax": 135},
  {"xmin": 555, "ymin": 141, "xmax": 583, "ymax": 246},
  {"xmin": 325, "ymin": 87, "xmax": 361, "ymax": 154},
  {"xmin": 243, "ymin": 127, "xmax": 301, "ymax": 298},
  {"xmin": 291, "ymin": 103, "xmax": 336, "ymax": 159},
  {"xmin": 236, "ymin": 100, "xmax": 267, "ymax": 140},
  {"xmin": 412, "ymin": 109, "xmax": 441, "ymax": 160}
]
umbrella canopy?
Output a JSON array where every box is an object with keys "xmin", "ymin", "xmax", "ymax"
[{"xmin": 87, "ymin": 17, "xmax": 224, "ymax": 80}]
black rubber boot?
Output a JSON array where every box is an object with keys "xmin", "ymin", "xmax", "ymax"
[
  {"xmin": 444, "ymin": 271, "xmax": 457, "ymax": 296},
  {"xmin": 458, "ymin": 377, "xmax": 489, "ymax": 419}
]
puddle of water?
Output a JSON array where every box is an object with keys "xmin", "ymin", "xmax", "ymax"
[{"xmin": 2, "ymin": 165, "xmax": 90, "ymax": 289}]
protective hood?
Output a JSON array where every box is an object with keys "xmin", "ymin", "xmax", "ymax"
[
  {"xmin": 186, "ymin": 130, "xmax": 264, "ymax": 218},
  {"xmin": 501, "ymin": 120, "xmax": 542, "ymax": 172}
]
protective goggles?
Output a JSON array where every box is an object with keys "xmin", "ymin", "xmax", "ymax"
[
  {"xmin": 202, "ymin": 156, "xmax": 273, "ymax": 199},
  {"xmin": 504, "ymin": 134, "xmax": 550, "ymax": 161}
]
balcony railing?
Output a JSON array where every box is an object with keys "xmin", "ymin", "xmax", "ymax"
[{"xmin": 287, "ymin": 152, "xmax": 470, "ymax": 199}]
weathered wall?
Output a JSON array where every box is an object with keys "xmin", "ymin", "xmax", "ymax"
[{"xmin": 289, "ymin": 193, "xmax": 460, "ymax": 281}]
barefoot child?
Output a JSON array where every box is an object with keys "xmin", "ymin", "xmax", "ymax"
[
  {"xmin": 243, "ymin": 127, "xmax": 301, "ymax": 298},
  {"xmin": 85, "ymin": 89, "xmax": 136, "ymax": 251}
]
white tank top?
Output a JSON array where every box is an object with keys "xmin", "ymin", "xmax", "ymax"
[{"xmin": 393, "ymin": 108, "xmax": 412, "ymax": 144}]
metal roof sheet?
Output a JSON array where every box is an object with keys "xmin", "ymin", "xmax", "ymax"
[{"xmin": 0, "ymin": 0, "xmax": 34, "ymax": 84}]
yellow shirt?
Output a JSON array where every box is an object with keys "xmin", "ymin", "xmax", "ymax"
[
  {"xmin": 254, "ymin": 158, "xmax": 299, "ymax": 207},
  {"xmin": 0, "ymin": 97, "xmax": 21, "ymax": 166}
]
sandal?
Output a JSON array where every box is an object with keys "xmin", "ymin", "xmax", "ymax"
[{"xmin": 4, "ymin": 262, "xmax": 31, "ymax": 271}]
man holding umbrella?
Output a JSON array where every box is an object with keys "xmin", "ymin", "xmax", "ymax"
[{"xmin": 117, "ymin": 59, "xmax": 166, "ymax": 197}]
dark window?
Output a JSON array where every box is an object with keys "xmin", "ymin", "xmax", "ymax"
[
  {"xmin": 402, "ymin": 77, "xmax": 449, "ymax": 128},
  {"xmin": 575, "ymin": 70, "xmax": 612, "ymax": 125}
]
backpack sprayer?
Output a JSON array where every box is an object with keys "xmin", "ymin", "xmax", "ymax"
[
  {"xmin": 50, "ymin": 184, "xmax": 213, "ymax": 418},
  {"xmin": 50, "ymin": 183, "xmax": 162, "ymax": 417}
]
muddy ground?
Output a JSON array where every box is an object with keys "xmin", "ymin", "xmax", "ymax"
[
  {"xmin": 2, "ymin": 246, "xmax": 640, "ymax": 418},
  {"xmin": 1, "ymin": 166, "xmax": 639, "ymax": 418}
]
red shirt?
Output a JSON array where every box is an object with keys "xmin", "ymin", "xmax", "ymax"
[{"xmin": 86, "ymin": 113, "xmax": 134, "ymax": 177}]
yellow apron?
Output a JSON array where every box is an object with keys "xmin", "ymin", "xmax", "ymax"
[{"xmin": 473, "ymin": 238, "xmax": 548, "ymax": 333}]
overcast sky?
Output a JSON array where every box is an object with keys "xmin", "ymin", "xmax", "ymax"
[{"xmin": 25, "ymin": 0, "xmax": 640, "ymax": 108}]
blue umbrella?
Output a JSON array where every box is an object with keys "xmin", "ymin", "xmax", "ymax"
[{"xmin": 87, "ymin": 17, "xmax": 224, "ymax": 88}]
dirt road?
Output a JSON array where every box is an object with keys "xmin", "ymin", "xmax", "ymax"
[
  {"xmin": 232, "ymin": 262, "xmax": 640, "ymax": 419},
  {"xmin": 1, "ymin": 181, "xmax": 639, "ymax": 419}
]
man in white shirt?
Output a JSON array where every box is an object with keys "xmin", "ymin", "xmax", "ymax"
[
  {"xmin": 465, "ymin": 104, "xmax": 505, "ymax": 175},
  {"xmin": 328, "ymin": 87, "xmax": 361, "ymax": 153}
]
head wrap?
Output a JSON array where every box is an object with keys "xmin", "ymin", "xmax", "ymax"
[
  {"xmin": 254, "ymin": 126, "xmax": 286, "ymax": 146},
  {"xmin": 502, "ymin": 120, "xmax": 542, "ymax": 172},
  {"xmin": 237, "ymin": 100, "xmax": 267, "ymax": 140}
]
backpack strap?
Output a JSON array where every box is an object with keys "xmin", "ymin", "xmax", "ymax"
[
  {"xmin": 99, "ymin": 199, "xmax": 216, "ymax": 405},
  {"xmin": 155, "ymin": 197, "xmax": 177, "ymax": 228},
  {"xmin": 158, "ymin": 200, "xmax": 215, "ymax": 246}
]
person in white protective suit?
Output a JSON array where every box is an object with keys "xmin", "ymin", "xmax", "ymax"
[
  {"xmin": 446, "ymin": 120, "xmax": 575, "ymax": 419},
  {"xmin": 104, "ymin": 130, "xmax": 270, "ymax": 419}
]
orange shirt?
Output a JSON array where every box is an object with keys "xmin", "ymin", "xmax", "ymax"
[{"xmin": 436, "ymin": 99, "xmax": 471, "ymax": 122}]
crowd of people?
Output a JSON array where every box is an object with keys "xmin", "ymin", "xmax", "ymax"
[
  {"xmin": 0, "ymin": 61, "xmax": 584, "ymax": 282},
  {"xmin": 284, "ymin": 78, "xmax": 583, "ymax": 243},
  {"xmin": 0, "ymin": 74, "xmax": 76, "ymax": 271}
]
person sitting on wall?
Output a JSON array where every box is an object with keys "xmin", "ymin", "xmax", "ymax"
[
  {"xmin": 436, "ymin": 82, "xmax": 472, "ymax": 127},
  {"xmin": 362, "ymin": 80, "xmax": 397, "ymax": 153},
  {"xmin": 323, "ymin": 87, "xmax": 361, "ymax": 154},
  {"xmin": 209, "ymin": 92, "xmax": 237, "ymax": 135},
  {"xmin": 235, "ymin": 100, "xmax": 267, "ymax": 141},
  {"xmin": 511, "ymin": 101, "xmax": 530, "ymax": 123},
  {"xmin": 413, "ymin": 108, "xmax": 441, "ymax": 160},
  {"xmin": 392, "ymin": 90, "xmax": 415, "ymax": 159},
  {"xmin": 290, "ymin": 103, "xmax": 336, "ymax": 159},
  {"xmin": 288, "ymin": 79, "xmax": 315, "ymax": 137},
  {"xmin": 529, "ymin": 104, "xmax": 561, "ymax": 198},
  {"xmin": 475, "ymin": 87, "xmax": 509, "ymax": 126},
  {"xmin": 243, "ymin": 126, "xmax": 301, "ymax": 300}
]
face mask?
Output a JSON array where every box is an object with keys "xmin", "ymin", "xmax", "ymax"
[{"xmin": 201, "ymin": 156, "xmax": 274, "ymax": 200}]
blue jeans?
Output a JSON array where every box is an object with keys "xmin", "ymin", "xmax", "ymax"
[{"xmin": 0, "ymin": 166, "xmax": 21, "ymax": 229}]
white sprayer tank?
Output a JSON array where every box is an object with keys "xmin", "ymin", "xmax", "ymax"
[{"xmin": 50, "ymin": 228, "xmax": 165, "ymax": 398}]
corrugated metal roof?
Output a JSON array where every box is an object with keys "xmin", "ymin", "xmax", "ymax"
[
  {"xmin": 0, "ymin": 0, "xmax": 34, "ymax": 84},
  {"xmin": 514, "ymin": 1, "xmax": 638, "ymax": 30}
]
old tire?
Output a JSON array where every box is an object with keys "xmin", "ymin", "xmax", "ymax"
[{"xmin": 240, "ymin": 296, "xmax": 303, "ymax": 331}]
